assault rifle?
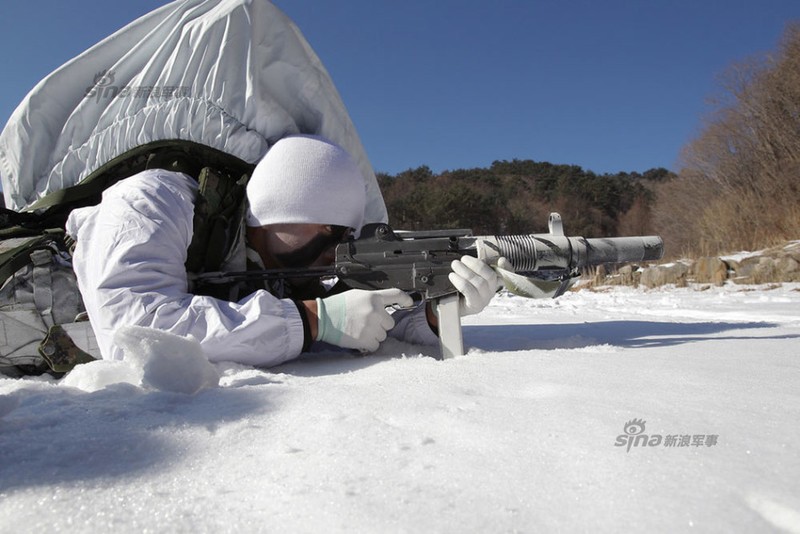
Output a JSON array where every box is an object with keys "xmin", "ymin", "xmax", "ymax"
[{"xmin": 194, "ymin": 213, "xmax": 664, "ymax": 358}]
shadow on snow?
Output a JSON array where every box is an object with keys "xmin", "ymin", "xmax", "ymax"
[
  {"xmin": 0, "ymin": 382, "xmax": 277, "ymax": 493},
  {"xmin": 463, "ymin": 320, "xmax": 794, "ymax": 352}
]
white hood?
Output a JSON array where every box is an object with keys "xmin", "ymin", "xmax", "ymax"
[{"xmin": 0, "ymin": 0, "xmax": 387, "ymax": 224}]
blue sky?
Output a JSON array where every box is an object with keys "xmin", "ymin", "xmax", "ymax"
[{"xmin": 2, "ymin": 1, "xmax": 799, "ymax": 175}]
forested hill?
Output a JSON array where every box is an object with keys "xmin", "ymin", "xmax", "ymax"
[{"xmin": 377, "ymin": 160, "xmax": 674, "ymax": 238}]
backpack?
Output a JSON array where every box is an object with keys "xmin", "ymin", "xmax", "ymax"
[{"xmin": 0, "ymin": 140, "xmax": 254, "ymax": 377}]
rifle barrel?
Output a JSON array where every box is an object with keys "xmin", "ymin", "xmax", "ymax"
[{"xmin": 584, "ymin": 236, "xmax": 664, "ymax": 265}]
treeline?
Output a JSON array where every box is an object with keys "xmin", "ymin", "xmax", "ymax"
[{"xmin": 378, "ymin": 162, "xmax": 673, "ymax": 238}]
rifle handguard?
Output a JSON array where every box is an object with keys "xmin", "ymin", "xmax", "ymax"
[{"xmin": 476, "ymin": 234, "xmax": 664, "ymax": 272}]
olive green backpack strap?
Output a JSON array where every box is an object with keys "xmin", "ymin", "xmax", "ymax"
[
  {"xmin": 185, "ymin": 167, "xmax": 250, "ymax": 275},
  {"xmin": 23, "ymin": 139, "xmax": 238, "ymax": 220},
  {"xmin": 39, "ymin": 324, "xmax": 97, "ymax": 374},
  {"xmin": 0, "ymin": 230, "xmax": 66, "ymax": 287}
]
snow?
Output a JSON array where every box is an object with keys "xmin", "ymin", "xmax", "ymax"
[
  {"xmin": 61, "ymin": 326, "xmax": 220, "ymax": 395},
  {"xmin": 720, "ymin": 250, "xmax": 766, "ymax": 263},
  {"xmin": 1, "ymin": 284, "xmax": 799, "ymax": 533},
  {"xmin": 720, "ymin": 240, "xmax": 800, "ymax": 263}
]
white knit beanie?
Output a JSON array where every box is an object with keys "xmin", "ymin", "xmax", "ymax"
[{"xmin": 246, "ymin": 135, "xmax": 367, "ymax": 230}]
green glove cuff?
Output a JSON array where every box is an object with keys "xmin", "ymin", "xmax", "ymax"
[{"xmin": 315, "ymin": 297, "xmax": 344, "ymax": 346}]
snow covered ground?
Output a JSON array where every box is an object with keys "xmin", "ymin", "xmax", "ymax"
[{"xmin": 1, "ymin": 283, "xmax": 799, "ymax": 533}]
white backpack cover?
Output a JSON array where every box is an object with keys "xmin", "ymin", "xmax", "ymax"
[{"xmin": 0, "ymin": 0, "xmax": 387, "ymax": 224}]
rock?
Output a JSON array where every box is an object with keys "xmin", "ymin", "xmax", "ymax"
[
  {"xmin": 641, "ymin": 262, "xmax": 689, "ymax": 288},
  {"xmin": 732, "ymin": 255, "xmax": 791, "ymax": 284},
  {"xmin": 733, "ymin": 256, "xmax": 770, "ymax": 284},
  {"xmin": 593, "ymin": 264, "xmax": 608, "ymax": 286},
  {"xmin": 693, "ymin": 257, "xmax": 729, "ymax": 286},
  {"xmin": 775, "ymin": 256, "xmax": 800, "ymax": 282},
  {"xmin": 640, "ymin": 266, "xmax": 662, "ymax": 288}
]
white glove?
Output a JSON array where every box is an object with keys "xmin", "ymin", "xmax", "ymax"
[
  {"xmin": 316, "ymin": 288, "xmax": 413, "ymax": 351},
  {"xmin": 448, "ymin": 255, "xmax": 501, "ymax": 316},
  {"xmin": 496, "ymin": 257, "xmax": 515, "ymax": 273}
]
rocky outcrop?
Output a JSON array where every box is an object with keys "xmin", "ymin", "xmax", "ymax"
[
  {"xmin": 588, "ymin": 241, "xmax": 800, "ymax": 288},
  {"xmin": 727, "ymin": 252, "xmax": 800, "ymax": 285}
]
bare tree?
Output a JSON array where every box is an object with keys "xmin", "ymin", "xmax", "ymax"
[{"xmin": 656, "ymin": 22, "xmax": 800, "ymax": 255}]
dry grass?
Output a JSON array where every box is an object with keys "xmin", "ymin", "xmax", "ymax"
[{"xmin": 652, "ymin": 23, "xmax": 800, "ymax": 258}]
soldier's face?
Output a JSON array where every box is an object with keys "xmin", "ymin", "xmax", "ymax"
[{"xmin": 247, "ymin": 223, "xmax": 351, "ymax": 269}]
